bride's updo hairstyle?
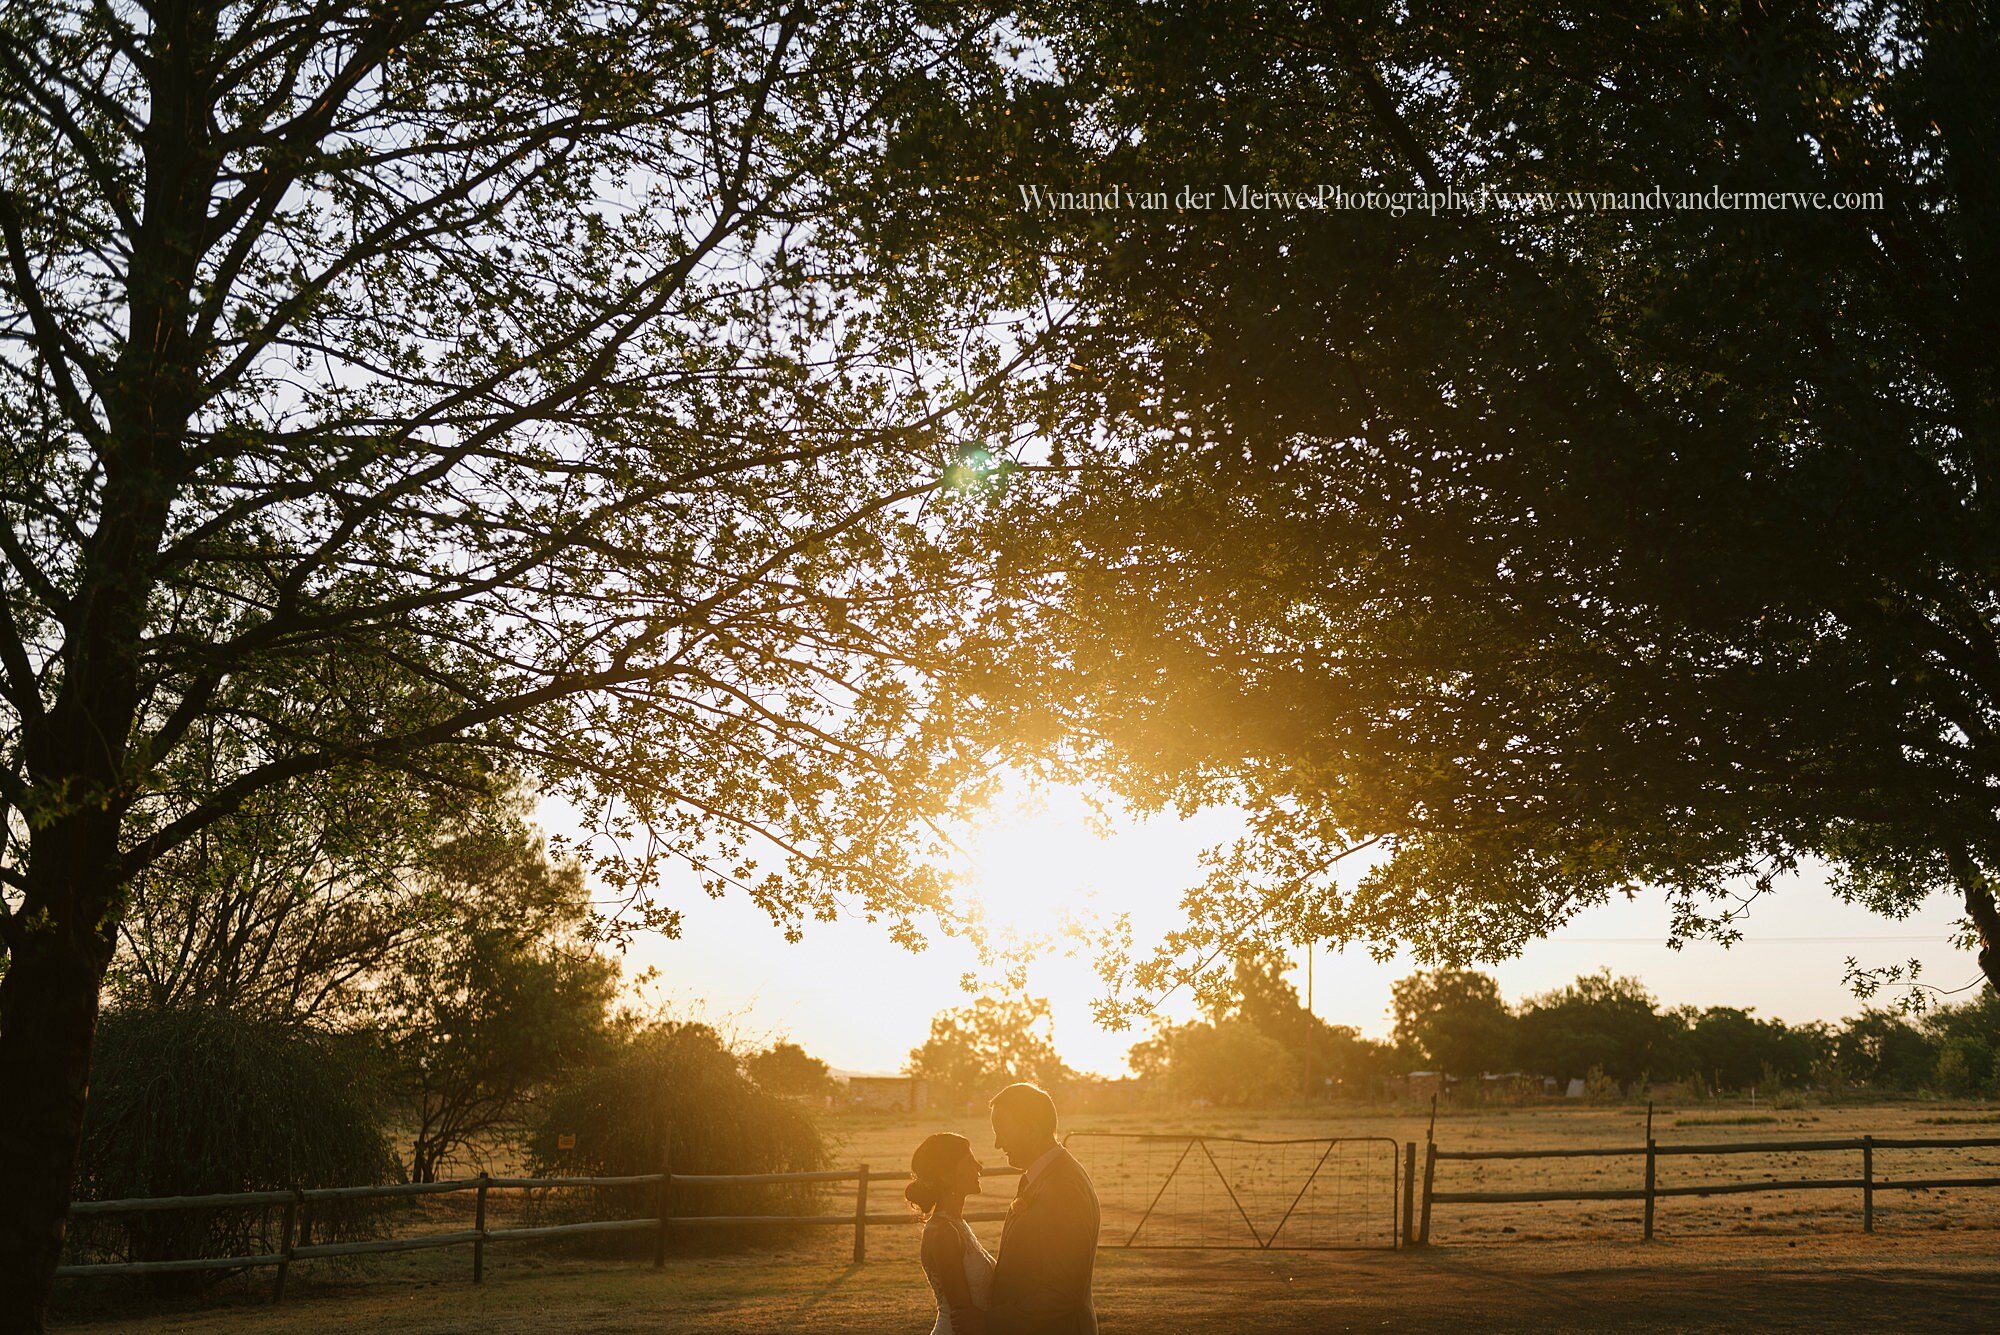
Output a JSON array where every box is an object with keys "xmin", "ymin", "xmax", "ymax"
[{"xmin": 905, "ymin": 1132, "xmax": 971, "ymax": 1217}]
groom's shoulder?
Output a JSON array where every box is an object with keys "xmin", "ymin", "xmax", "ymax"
[{"xmin": 1055, "ymin": 1145, "xmax": 1099, "ymax": 1193}]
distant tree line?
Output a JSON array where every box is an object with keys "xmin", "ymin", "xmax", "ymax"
[
  {"xmin": 1389, "ymin": 968, "xmax": 2000, "ymax": 1100},
  {"xmin": 904, "ymin": 955, "xmax": 2000, "ymax": 1110}
]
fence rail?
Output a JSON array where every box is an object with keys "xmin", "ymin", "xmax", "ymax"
[
  {"xmin": 74, "ymin": 1127, "xmax": 1989, "ymax": 1294},
  {"xmin": 55, "ymin": 1158, "xmax": 1024, "ymax": 1297},
  {"xmin": 1414, "ymin": 1132, "xmax": 2000, "ymax": 1243}
]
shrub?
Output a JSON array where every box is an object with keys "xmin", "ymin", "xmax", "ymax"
[
  {"xmin": 1582, "ymin": 1065, "xmax": 1623, "ymax": 1103},
  {"xmin": 526, "ymin": 1021, "xmax": 827, "ymax": 1246},
  {"xmin": 70, "ymin": 1006, "xmax": 398, "ymax": 1284}
]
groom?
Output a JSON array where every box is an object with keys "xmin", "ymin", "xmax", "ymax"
[{"xmin": 986, "ymin": 1083, "xmax": 1099, "ymax": 1335}]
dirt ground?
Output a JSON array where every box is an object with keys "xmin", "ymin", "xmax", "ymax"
[
  {"xmin": 51, "ymin": 1101, "xmax": 2000, "ymax": 1332},
  {"xmin": 53, "ymin": 1232, "xmax": 2000, "ymax": 1333}
]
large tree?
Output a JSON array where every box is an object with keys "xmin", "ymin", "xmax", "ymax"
[
  {"xmin": 1389, "ymin": 969, "xmax": 1514, "ymax": 1080},
  {"xmin": 1218, "ymin": 949, "xmax": 1394, "ymax": 1096},
  {"xmin": 746, "ymin": 1040, "xmax": 837, "ymax": 1100},
  {"xmin": 908, "ymin": 993, "xmax": 1073, "ymax": 1106},
  {"xmin": 0, "ymin": 1, "xmax": 1064, "ymax": 1324},
  {"xmin": 376, "ymin": 814, "xmax": 619, "ymax": 1182},
  {"xmin": 1513, "ymin": 971, "xmax": 1685, "ymax": 1088},
  {"xmin": 997, "ymin": 1, "xmax": 2000, "ymax": 1018}
]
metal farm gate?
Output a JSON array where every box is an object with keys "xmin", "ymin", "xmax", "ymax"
[{"xmin": 1062, "ymin": 1133, "xmax": 1399, "ymax": 1251}]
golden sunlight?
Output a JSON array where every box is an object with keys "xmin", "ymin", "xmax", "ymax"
[{"xmin": 949, "ymin": 778, "xmax": 1135, "ymax": 941}]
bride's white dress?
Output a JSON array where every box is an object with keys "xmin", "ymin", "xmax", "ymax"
[{"xmin": 921, "ymin": 1213, "xmax": 995, "ymax": 1335}]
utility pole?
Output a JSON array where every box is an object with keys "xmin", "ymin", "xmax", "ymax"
[{"xmin": 1305, "ymin": 941, "xmax": 1316, "ymax": 1104}]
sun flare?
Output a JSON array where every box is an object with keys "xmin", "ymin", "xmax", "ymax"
[{"xmin": 950, "ymin": 781, "xmax": 1132, "ymax": 941}]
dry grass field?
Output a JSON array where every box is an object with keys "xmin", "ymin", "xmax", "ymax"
[
  {"xmin": 831, "ymin": 1099, "xmax": 2000, "ymax": 1244},
  {"xmin": 51, "ymin": 1101, "xmax": 2000, "ymax": 1333}
]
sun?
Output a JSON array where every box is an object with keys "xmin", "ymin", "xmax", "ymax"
[{"xmin": 951, "ymin": 781, "xmax": 1134, "ymax": 940}]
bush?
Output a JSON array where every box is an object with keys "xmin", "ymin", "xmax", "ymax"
[
  {"xmin": 70, "ymin": 1006, "xmax": 398, "ymax": 1284},
  {"xmin": 1935, "ymin": 1036, "xmax": 1995, "ymax": 1097},
  {"xmin": 526, "ymin": 1022, "xmax": 828, "ymax": 1246},
  {"xmin": 1582, "ymin": 1065, "xmax": 1623, "ymax": 1103}
]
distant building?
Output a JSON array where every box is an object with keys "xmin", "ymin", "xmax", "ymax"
[
  {"xmin": 1403, "ymin": 1071, "xmax": 1448, "ymax": 1099},
  {"xmin": 844, "ymin": 1075, "xmax": 929, "ymax": 1113}
]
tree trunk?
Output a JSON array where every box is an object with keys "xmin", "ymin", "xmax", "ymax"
[
  {"xmin": 0, "ymin": 905, "xmax": 114, "ymax": 1334},
  {"xmin": 1956, "ymin": 854, "xmax": 2000, "ymax": 994}
]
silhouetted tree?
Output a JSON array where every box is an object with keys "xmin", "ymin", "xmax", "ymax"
[
  {"xmin": 1916, "ymin": 986, "xmax": 2000, "ymax": 1094},
  {"xmin": 0, "ymin": 1, "xmax": 1064, "ymax": 1322},
  {"xmin": 746, "ymin": 1042, "xmax": 837, "ymax": 1101},
  {"xmin": 107, "ymin": 768, "xmax": 534, "ymax": 1024},
  {"xmin": 377, "ymin": 825, "xmax": 618, "ymax": 1182},
  {"xmin": 1837, "ymin": 1010, "xmax": 1942, "ymax": 1091},
  {"xmin": 1515, "ymin": 973, "xmax": 1686, "ymax": 1088},
  {"xmin": 908, "ymin": 996, "xmax": 1073, "ymax": 1107},
  {"xmin": 1683, "ymin": 1007, "xmax": 1828, "ymax": 1093},
  {"xmin": 1129, "ymin": 1017, "xmax": 1299, "ymax": 1107},
  {"xmin": 1390, "ymin": 970, "xmax": 1514, "ymax": 1079},
  {"xmin": 1221, "ymin": 950, "xmax": 1395, "ymax": 1097}
]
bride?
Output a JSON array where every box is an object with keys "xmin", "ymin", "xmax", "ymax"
[{"xmin": 907, "ymin": 1132, "xmax": 993, "ymax": 1335}]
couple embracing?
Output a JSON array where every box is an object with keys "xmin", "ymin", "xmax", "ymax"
[{"xmin": 905, "ymin": 1083, "xmax": 1098, "ymax": 1335}]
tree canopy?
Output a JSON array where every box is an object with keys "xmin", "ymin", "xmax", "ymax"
[
  {"xmin": 993, "ymin": 0, "xmax": 2000, "ymax": 1017},
  {"xmin": 908, "ymin": 993, "xmax": 1074, "ymax": 1107},
  {"xmin": 746, "ymin": 1041, "xmax": 838, "ymax": 1101},
  {"xmin": 1391, "ymin": 969, "xmax": 1514, "ymax": 1079},
  {"xmin": 1515, "ymin": 972, "xmax": 1687, "ymax": 1088}
]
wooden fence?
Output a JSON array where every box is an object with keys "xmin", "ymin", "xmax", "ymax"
[
  {"xmin": 55, "ymin": 1161, "xmax": 1022, "ymax": 1301},
  {"xmin": 72, "ymin": 1130, "xmax": 1996, "ymax": 1296},
  {"xmin": 1411, "ymin": 1133, "xmax": 2000, "ymax": 1244}
]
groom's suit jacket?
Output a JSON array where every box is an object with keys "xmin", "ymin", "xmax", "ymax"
[{"xmin": 989, "ymin": 1145, "xmax": 1100, "ymax": 1335}]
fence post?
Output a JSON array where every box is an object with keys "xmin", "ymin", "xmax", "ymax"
[
  {"xmin": 1643, "ymin": 1138, "xmax": 1657, "ymax": 1241},
  {"xmin": 473, "ymin": 1172, "xmax": 490, "ymax": 1283},
  {"xmin": 1863, "ymin": 1135, "xmax": 1874, "ymax": 1233},
  {"xmin": 654, "ymin": 1127, "xmax": 675, "ymax": 1269},
  {"xmin": 1401, "ymin": 1142, "xmax": 1417, "ymax": 1248},
  {"xmin": 271, "ymin": 1186, "xmax": 302, "ymax": 1304},
  {"xmin": 1418, "ymin": 1141, "xmax": 1437, "ymax": 1245},
  {"xmin": 853, "ymin": 1164, "xmax": 871, "ymax": 1264}
]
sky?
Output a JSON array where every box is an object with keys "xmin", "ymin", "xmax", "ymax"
[{"xmin": 551, "ymin": 781, "xmax": 1974, "ymax": 1079}]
